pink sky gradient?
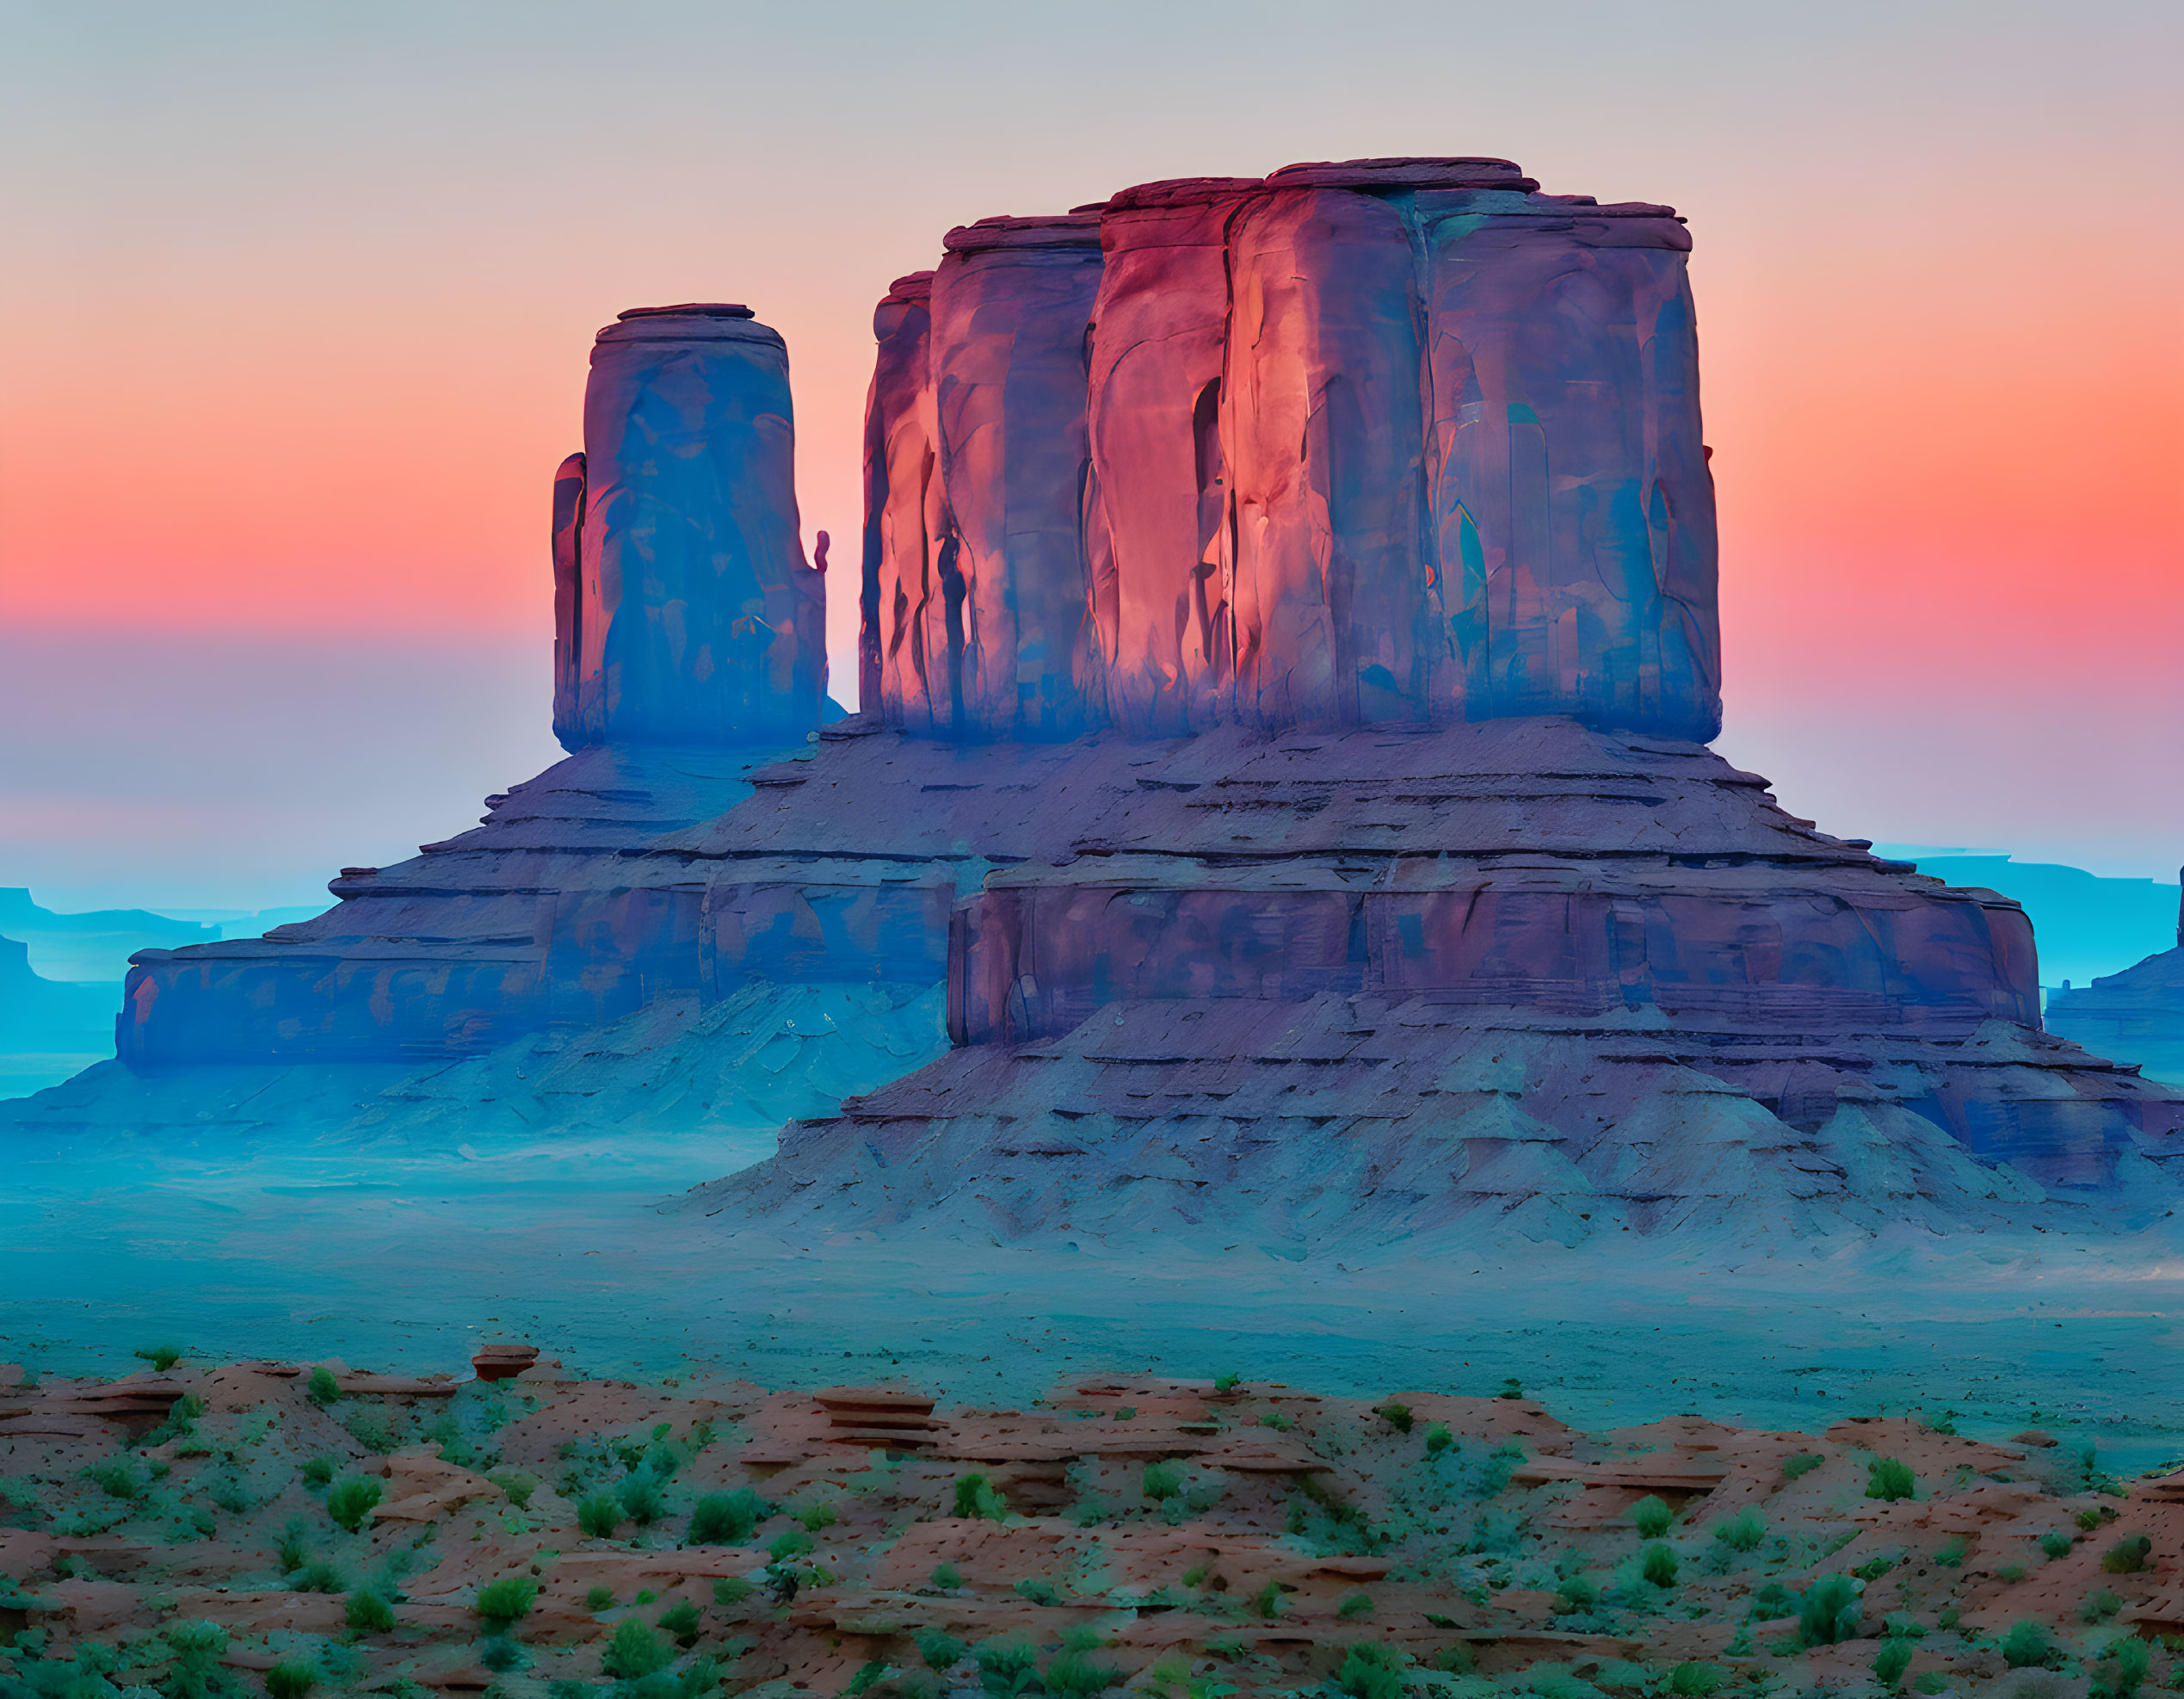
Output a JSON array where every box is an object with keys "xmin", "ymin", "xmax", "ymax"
[{"xmin": 2, "ymin": 1, "xmax": 2179, "ymax": 903}]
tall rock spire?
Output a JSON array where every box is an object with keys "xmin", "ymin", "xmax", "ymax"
[{"xmin": 565, "ymin": 303, "xmax": 825, "ymax": 749}]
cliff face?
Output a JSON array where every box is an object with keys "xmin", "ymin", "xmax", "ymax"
[
  {"xmin": 563, "ymin": 305, "xmax": 825, "ymax": 749},
  {"xmin": 96, "ymin": 156, "xmax": 2182, "ymax": 1239},
  {"xmin": 863, "ymin": 158, "xmax": 1722, "ymax": 746}
]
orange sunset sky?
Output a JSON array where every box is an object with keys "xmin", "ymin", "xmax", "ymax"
[{"xmin": 2, "ymin": 0, "xmax": 2179, "ymax": 906}]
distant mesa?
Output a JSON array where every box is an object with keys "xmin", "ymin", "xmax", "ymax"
[
  {"xmin": 79, "ymin": 157, "xmax": 2181, "ymax": 1243},
  {"xmin": 2046, "ymin": 883, "xmax": 2184, "ymax": 1089}
]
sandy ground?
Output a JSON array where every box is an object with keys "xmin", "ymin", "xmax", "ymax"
[
  {"xmin": 0, "ymin": 1356, "xmax": 2178, "ymax": 1699},
  {"xmin": 2, "ymin": 1100, "xmax": 2179, "ymax": 1478}
]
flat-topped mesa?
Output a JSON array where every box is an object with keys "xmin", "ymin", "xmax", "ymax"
[
  {"xmin": 860, "ymin": 158, "xmax": 1722, "ymax": 743},
  {"xmin": 555, "ymin": 303, "xmax": 826, "ymax": 751}
]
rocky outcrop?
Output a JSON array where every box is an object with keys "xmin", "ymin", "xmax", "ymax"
[
  {"xmin": 120, "ymin": 305, "xmax": 827, "ymax": 1066},
  {"xmin": 116, "ymin": 744, "xmax": 766, "ymax": 1064},
  {"xmin": 560, "ymin": 304, "xmax": 825, "ymax": 749},
  {"xmin": 1084, "ymin": 177, "xmax": 1261, "ymax": 738},
  {"xmin": 685, "ymin": 720, "xmax": 2179, "ymax": 1247},
  {"xmin": 90, "ymin": 158, "xmax": 2183, "ymax": 1243},
  {"xmin": 932, "ymin": 216, "xmax": 1107, "ymax": 740},
  {"xmin": 702, "ymin": 996, "xmax": 2180, "ymax": 1249},
  {"xmin": 864, "ymin": 157, "xmax": 1721, "ymax": 744}
]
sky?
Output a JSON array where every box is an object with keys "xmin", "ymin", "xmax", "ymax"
[{"xmin": 2, "ymin": 0, "xmax": 2180, "ymax": 909}]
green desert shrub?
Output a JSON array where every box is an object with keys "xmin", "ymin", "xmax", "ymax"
[
  {"xmin": 2094, "ymin": 1636, "xmax": 2152, "ymax": 1699},
  {"xmin": 341, "ymin": 1410, "xmax": 401, "ymax": 1455},
  {"xmin": 916, "ymin": 1628, "xmax": 967, "ymax": 1672},
  {"xmin": 1799, "ymin": 1575, "xmax": 1861, "ymax": 1646},
  {"xmin": 299, "ymin": 1457, "xmax": 335, "ymax": 1488},
  {"xmin": 1336, "ymin": 1643, "xmax": 1407, "ymax": 1699},
  {"xmin": 207, "ymin": 1473, "xmax": 253, "ymax": 1516},
  {"xmin": 345, "ymin": 1591, "xmax": 395, "ymax": 1634},
  {"xmin": 476, "ymin": 1576, "xmax": 538, "ymax": 1626},
  {"xmin": 793, "ymin": 1499, "xmax": 836, "ymax": 1534},
  {"xmin": 276, "ymin": 1515, "xmax": 314, "ymax": 1572},
  {"xmin": 134, "ymin": 1343, "xmax": 187, "ymax": 1372},
  {"xmin": 1498, "ymin": 1378, "xmax": 1524, "ymax": 1400},
  {"xmin": 1642, "ymin": 1542, "xmax": 1679, "ymax": 1587},
  {"xmin": 1552, "ymin": 1574, "xmax": 1600, "ymax": 1616},
  {"xmin": 1045, "ymin": 1628, "xmax": 1125, "ymax": 1696},
  {"xmin": 2101, "ymin": 1534, "xmax": 2152, "ymax": 1573},
  {"xmin": 2080, "ymin": 1588, "xmax": 2123, "ymax": 1624},
  {"xmin": 953, "ymin": 1472, "xmax": 1006, "ymax": 1522},
  {"xmin": 766, "ymin": 1527, "xmax": 811, "ymax": 1565},
  {"xmin": 1337, "ymin": 1591, "xmax": 1374, "ymax": 1620},
  {"xmin": 478, "ymin": 1638, "xmax": 523, "ymax": 1674},
  {"xmin": 305, "ymin": 1367, "xmax": 342, "ymax": 1406},
  {"xmin": 1996, "ymin": 1563, "xmax": 2027, "ymax": 1583},
  {"xmin": 657, "ymin": 1598, "xmax": 700, "ymax": 1646},
  {"xmin": 1631, "ymin": 1495, "xmax": 1674, "ymax": 1539},
  {"xmin": 264, "ymin": 1662, "xmax": 318, "ymax": 1699},
  {"xmin": 974, "ymin": 1636, "xmax": 1040, "ymax": 1699},
  {"xmin": 615, "ymin": 1471, "xmax": 666, "ymax": 1526},
  {"xmin": 1013, "ymin": 1577, "xmax": 1061, "ymax": 1607},
  {"xmin": 601, "ymin": 1618, "xmax": 672, "ymax": 1681},
  {"xmin": 1248, "ymin": 1580, "xmax": 1283, "ymax": 1620},
  {"xmin": 83, "ymin": 1458, "xmax": 141, "ymax": 1500},
  {"xmin": 585, "ymin": 1585, "xmax": 617, "ymax": 1611},
  {"xmin": 1873, "ymin": 1639, "xmax": 1914, "ymax": 1690},
  {"xmin": 1912, "ymin": 1673, "xmax": 1949, "ymax": 1696},
  {"xmin": 1712, "ymin": 1506, "xmax": 1766, "ymax": 1552},
  {"xmin": 1212, "ymin": 1373, "xmax": 1241, "ymax": 1393},
  {"xmin": 577, "ymin": 1492, "xmax": 622, "ymax": 1539},
  {"xmin": 489, "ymin": 1471, "xmax": 535, "ymax": 1510},
  {"xmin": 688, "ymin": 1488, "xmax": 768, "ymax": 1543},
  {"xmin": 293, "ymin": 1560, "xmax": 345, "ymax": 1594},
  {"xmin": 1424, "ymin": 1424, "xmax": 1453, "ymax": 1457},
  {"xmin": 1934, "ymin": 1537, "xmax": 1968, "ymax": 1567},
  {"xmin": 1781, "ymin": 1453, "xmax": 1824, "ymax": 1481},
  {"xmin": 163, "ymin": 1621, "xmax": 231, "ymax": 1699},
  {"xmin": 325, "ymin": 1477, "xmax": 382, "ymax": 1532},
  {"xmin": 1669, "ymin": 1664, "xmax": 1728, "ymax": 1698},
  {"xmin": 1375, "ymin": 1403, "xmax": 1413, "ymax": 1435},
  {"xmin": 1866, "ymin": 1457, "xmax": 1917, "ymax": 1501},
  {"xmin": 1139, "ymin": 1461, "xmax": 1184, "ymax": 1504},
  {"xmin": 2039, "ymin": 1531, "xmax": 2074, "ymax": 1560},
  {"xmin": 929, "ymin": 1564, "xmax": 963, "ymax": 1591},
  {"xmin": 2002, "ymin": 1621, "xmax": 2056, "ymax": 1668}
]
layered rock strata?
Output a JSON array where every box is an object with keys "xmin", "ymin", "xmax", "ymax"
[
  {"xmin": 103, "ymin": 158, "xmax": 2184, "ymax": 1241},
  {"xmin": 116, "ymin": 745, "xmax": 767, "ymax": 1064},
  {"xmin": 682, "ymin": 719, "xmax": 2180, "ymax": 1243},
  {"xmin": 121, "ymin": 304, "xmax": 828, "ymax": 1066}
]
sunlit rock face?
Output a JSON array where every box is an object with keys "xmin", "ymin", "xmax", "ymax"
[
  {"xmin": 567, "ymin": 304, "xmax": 825, "ymax": 748},
  {"xmin": 864, "ymin": 158, "xmax": 1721, "ymax": 742},
  {"xmin": 1085, "ymin": 177, "xmax": 1262, "ymax": 738},
  {"xmin": 862, "ymin": 272, "xmax": 947, "ymax": 736},
  {"xmin": 927, "ymin": 214, "xmax": 1107, "ymax": 741},
  {"xmin": 97, "ymin": 162, "xmax": 2181, "ymax": 1232}
]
